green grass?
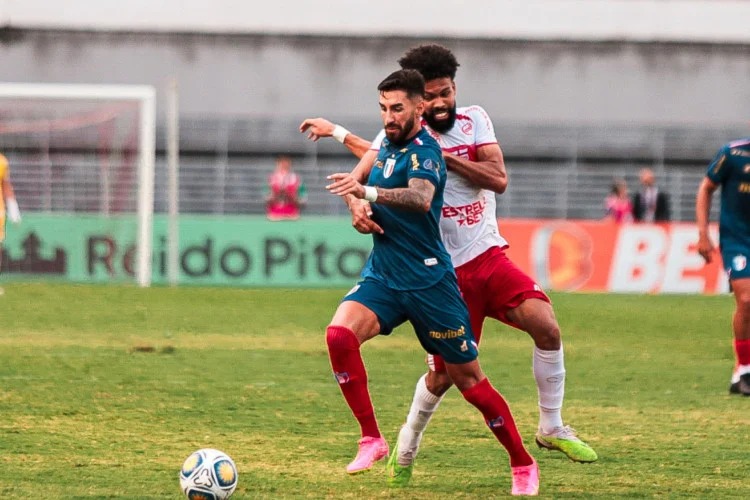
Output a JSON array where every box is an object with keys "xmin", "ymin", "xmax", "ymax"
[{"xmin": 0, "ymin": 283, "xmax": 746, "ymax": 498}]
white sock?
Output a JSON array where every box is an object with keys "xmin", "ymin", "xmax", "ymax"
[
  {"xmin": 534, "ymin": 346, "xmax": 566, "ymax": 434},
  {"xmin": 733, "ymin": 364, "xmax": 750, "ymax": 383},
  {"xmin": 398, "ymin": 373, "xmax": 444, "ymax": 465}
]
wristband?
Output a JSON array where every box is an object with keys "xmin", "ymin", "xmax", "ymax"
[
  {"xmin": 363, "ymin": 186, "xmax": 378, "ymax": 203},
  {"xmin": 332, "ymin": 124, "xmax": 350, "ymax": 144}
]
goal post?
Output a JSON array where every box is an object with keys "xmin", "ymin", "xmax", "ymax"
[{"xmin": 0, "ymin": 83, "xmax": 157, "ymax": 287}]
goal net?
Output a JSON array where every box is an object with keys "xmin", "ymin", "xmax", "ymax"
[{"xmin": 0, "ymin": 83, "xmax": 156, "ymax": 286}]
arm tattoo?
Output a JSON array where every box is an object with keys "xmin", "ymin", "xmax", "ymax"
[{"xmin": 375, "ymin": 178, "xmax": 435, "ymax": 212}]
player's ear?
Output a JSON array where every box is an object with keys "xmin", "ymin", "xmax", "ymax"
[{"xmin": 415, "ymin": 97, "xmax": 425, "ymax": 117}]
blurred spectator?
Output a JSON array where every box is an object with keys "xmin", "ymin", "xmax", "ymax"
[
  {"xmin": 265, "ymin": 155, "xmax": 306, "ymax": 221},
  {"xmin": 632, "ymin": 168, "xmax": 670, "ymax": 222},
  {"xmin": 1, "ymin": 152, "xmax": 22, "ymax": 295},
  {"xmin": 604, "ymin": 179, "xmax": 633, "ymax": 223}
]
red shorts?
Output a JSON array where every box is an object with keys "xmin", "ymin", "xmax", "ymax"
[{"xmin": 428, "ymin": 246, "xmax": 550, "ymax": 373}]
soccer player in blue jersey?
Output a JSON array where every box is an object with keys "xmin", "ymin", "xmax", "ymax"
[
  {"xmin": 323, "ymin": 69, "xmax": 539, "ymax": 495},
  {"xmin": 697, "ymin": 137, "xmax": 750, "ymax": 395}
]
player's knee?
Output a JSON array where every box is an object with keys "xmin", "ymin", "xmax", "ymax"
[
  {"xmin": 531, "ymin": 321, "xmax": 561, "ymax": 350},
  {"xmin": 425, "ymin": 370, "xmax": 453, "ymax": 396},
  {"xmin": 737, "ymin": 291, "xmax": 750, "ymax": 315},
  {"xmin": 325, "ymin": 325, "xmax": 359, "ymax": 350}
]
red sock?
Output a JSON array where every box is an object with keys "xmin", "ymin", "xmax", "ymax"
[
  {"xmin": 461, "ymin": 378, "xmax": 533, "ymax": 467},
  {"xmin": 325, "ymin": 326, "xmax": 381, "ymax": 438},
  {"xmin": 734, "ymin": 338, "xmax": 750, "ymax": 366}
]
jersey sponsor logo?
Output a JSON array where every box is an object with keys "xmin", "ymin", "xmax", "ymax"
[
  {"xmin": 461, "ymin": 121, "xmax": 473, "ymax": 135},
  {"xmin": 428, "ymin": 325, "xmax": 466, "ymax": 339},
  {"xmin": 384, "ymin": 158, "xmax": 396, "ymax": 178},
  {"xmin": 442, "ymin": 199, "xmax": 486, "ymax": 226},
  {"xmin": 410, "ymin": 153, "xmax": 419, "ymax": 171},
  {"xmin": 733, "ymin": 255, "xmax": 747, "ymax": 272},
  {"xmin": 423, "ymin": 158, "xmax": 434, "ymax": 172},
  {"xmin": 424, "ymin": 257, "xmax": 438, "ymax": 266},
  {"xmin": 739, "ymin": 182, "xmax": 750, "ymax": 193},
  {"xmin": 374, "ymin": 160, "xmax": 383, "ymax": 169}
]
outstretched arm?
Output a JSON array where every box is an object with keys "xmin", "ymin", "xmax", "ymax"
[
  {"xmin": 695, "ymin": 177, "xmax": 718, "ymax": 263},
  {"xmin": 299, "ymin": 117, "xmax": 372, "ymax": 159},
  {"xmin": 444, "ymin": 143, "xmax": 507, "ymax": 194},
  {"xmin": 300, "ymin": 117, "xmax": 384, "ymax": 233},
  {"xmin": 327, "ymin": 173, "xmax": 435, "ymax": 213}
]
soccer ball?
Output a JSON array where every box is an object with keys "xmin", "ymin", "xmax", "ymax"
[{"xmin": 179, "ymin": 448, "xmax": 238, "ymax": 500}]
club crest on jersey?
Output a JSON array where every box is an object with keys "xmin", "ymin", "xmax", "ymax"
[
  {"xmin": 733, "ymin": 255, "xmax": 747, "ymax": 272},
  {"xmin": 384, "ymin": 158, "xmax": 396, "ymax": 178},
  {"xmin": 461, "ymin": 122, "xmax": 473, "ymax": 134}
]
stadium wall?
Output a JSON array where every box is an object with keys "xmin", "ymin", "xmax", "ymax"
[{"xmin": 2, "ymin": 30, "xmax": 749, "ymax": 129}]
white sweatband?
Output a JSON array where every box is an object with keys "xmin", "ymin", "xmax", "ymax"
[
  {"xmin": 332, "ymin": 124, "xmax": 350, "ymax": 144},
  {"xmin": 6, "ymin": 198, "xmax": 21, "ymax": 223},
  {"xmin": 363, "ymin": 186, "xmax": 378, "ymax": 203}
]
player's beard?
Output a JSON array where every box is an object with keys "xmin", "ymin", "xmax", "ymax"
[
  {"xmin": 384, "ymin": 115, "xmax": 417, "ymax": 146},
  {"xmin": 424, "ymin": 104, "xmax": 457, "ymax": 134}
]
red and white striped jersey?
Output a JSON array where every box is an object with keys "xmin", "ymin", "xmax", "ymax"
[{"xmin": 371, "ymin": 105, "xmax": 508, "ymax": 267}]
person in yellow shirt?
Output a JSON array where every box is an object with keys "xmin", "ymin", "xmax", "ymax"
[{"xmin": 1, "ymin": 153, "xmax": 22, "ymax": 293}]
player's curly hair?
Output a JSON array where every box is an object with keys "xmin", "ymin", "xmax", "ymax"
[{"xmin": 398, "ymin": 44, "xmax": 459, "ymax": 81}]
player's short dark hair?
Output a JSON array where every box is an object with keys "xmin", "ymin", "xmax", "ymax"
[
  {"xmin": 377, "ymin": 69, "xmax": 425, "ymax": 100},
  {"xmin": 398, "ymin": 44, "xmax": 459, "ymax": 81}
]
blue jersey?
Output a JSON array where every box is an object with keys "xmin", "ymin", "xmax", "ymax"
[
  {"xmin": 360, "ymin": 127, "xmax": 453, "ymax": 290},
  {"xmin": 706, "ymin": 138, "xmax": 750, "ymax": 248}
]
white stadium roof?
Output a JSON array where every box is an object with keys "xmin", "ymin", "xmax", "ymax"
[{"xmin": 2, "ymin": 0, "xmax": 750, "ymax": 44}]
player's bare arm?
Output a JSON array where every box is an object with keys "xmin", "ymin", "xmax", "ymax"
[
  {"xmin": 299, "ymin": 117, "xmax": 371, "ymax": 159},
  {"xmin": 299, "ymin": 119, "xmax": 382, "ymax": 232},
  {"xmin": 327, "ymin": 174, "xmax": 435, "ymax": 213},
  {"xmin": 695, "ymin": 177, "xmax": 719, "ymax": 263},
  {"xmin": 443, "ymin": 143, "xmax": 508, "ymax": 194}
]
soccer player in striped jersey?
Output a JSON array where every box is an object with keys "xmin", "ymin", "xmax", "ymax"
[
  {"xmin": 697, "ymin": 137, "xmax": 750, "ymax": 395},
  {"xmin": 324, "ymin": 68, "xmax": 539, "ymax": 496},
  {"xmin": 300, "ymin": 44, "xmax": 597, "ymax": 487}
]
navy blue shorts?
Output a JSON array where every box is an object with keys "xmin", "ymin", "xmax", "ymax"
[
  {"xmin": 721, "ymin": 240, "xmax": 750, "ymax": 281},
  {"xmin": 343, "ymin": 273, "xmax": 478, "ymax": 364}
]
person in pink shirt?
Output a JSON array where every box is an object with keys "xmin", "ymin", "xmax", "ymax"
[
  {"xmin": 266, "ymin": 155, "xmax": 307, "ymax": 221},
  {"xmin": 604, "ymin": 179, "xmax": 634, "ymax": 223}
]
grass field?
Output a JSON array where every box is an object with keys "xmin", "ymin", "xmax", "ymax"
[{"xmin": 0, "ymin": 283, "xmax": 747, "ymax": 498}]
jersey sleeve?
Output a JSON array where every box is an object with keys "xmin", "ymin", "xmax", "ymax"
[
  {"xmin": 466, "ymin": 105, "xmax": 498, "ymax": 147},
  {"xmin": 407, "ymin": 147, "xmax": 442, "ymax": 187},
  {"xmin": 706, "ymin": 144, "xmax": 730, "ymax": 184},
  {"xmin": 370, "ymin": 130, "xmax": 386, "ymax": 151}
]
